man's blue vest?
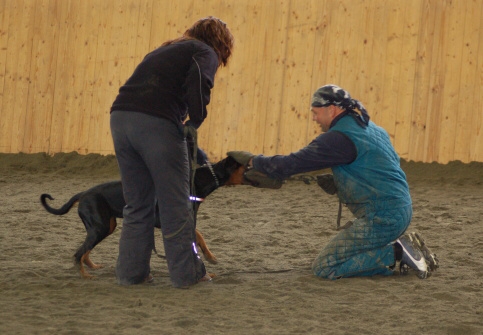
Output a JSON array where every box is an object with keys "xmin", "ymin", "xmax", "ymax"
[{"xmin": 329, "ymin": 115, "xmax": 411, "ymax": 218}]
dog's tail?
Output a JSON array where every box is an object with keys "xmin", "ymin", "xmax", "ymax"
[{"xmin": 40, "ymin": 192, "xmax": 83, "ymax": 215}]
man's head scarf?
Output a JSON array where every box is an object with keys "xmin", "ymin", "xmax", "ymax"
[{"xmin": 311, "ymin": 84, "xmax": 370, "ymax": 127}]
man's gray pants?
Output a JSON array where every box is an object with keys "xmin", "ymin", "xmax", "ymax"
[{"xmin": 110, "ymin": 111, "xmax": 205, "ymax": 287}]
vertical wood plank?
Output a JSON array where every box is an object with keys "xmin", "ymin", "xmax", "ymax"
[
  {"xmin": 134, "ymin": 0, "xmax": 154, "ymax": 61},
  {"xmin": 377, "ymin": 0, "xmax": 403, "ymax": 141},
  {"xmin": 15, "ymin": 0, "xmax": 36, "ymax": 153},
  {"xmin": 336, "ymin": 0, "xmax": 365, "ymax": 97},
  {"xmin": 423, "ymin": 0, "xmax": 446, "ymax": 162},
  {"xmin": 362, "ymin": 0, "xmax": 386, "ymax": 125},
  {"xmin": 0, "ymin": 0, "xmax": 36, "ymax": 153},
  {"xmin": 86, "ymin": 0, "xmax": 109, "ymax": 154},
  {"xmin": 306, "ymin": 0, "xmax": 330, "ymax": 141},
  {"xmin": 0, "ymin": 0, "xmax": 10, "ymax": 150},
  {"xmin": 438, "ymin": 0, "xmax": 466, "ymax": 163},
  {"xmin": 22, "ymin": 0, "xmax": 61, "ymax": 153},
  {"xmin": 0, "ymin": 0, "xmax": 8, "ymax": 93},
  {"xmin": 258, "ymin": 0, "xmax": 290, "ymax": 156},
  {"xmin": 89, "ymin": 0, "xmax": 116, "ymax": 154},
  {"xmin": 392, "ymin": 0, "xmax": 421, "ymax": 160},
  {"xmin": 323, "ymin": 0, "xmax": 346, "ymax": 88},
  {"xmin": 49, "ymin": 0, "xmax": 72, "ymax": 153},
  {"xmin": 277, "ymin": 0, "xmax": 318, "ymax": 154},
  {"xmin": 233, "ymin": 1, "xmax": 266, "ymax": 156},
  {"xmin": 408, "ymin": 0, "xmax": 435, "ymax": 162},
  {"xmin": 453, "ymin": 0, "xmax": 481, "ymax": 162},
  {"xmin": 469, "ymin": 0, "xmax": 483, "ymax": 162},
  {"xmin": 57, "ymin": 0, "xmax": 81, "ymax": 152},
  {"xmin": 234, "ymin": 1, "xmax": 279, "ymax": 156},
  {"xmin": 150, "ymin": 0, "xmax": 188, "ymax": 51},
  {"xmin": 58, "ymin": 0, "xmax": 100, "ymax": 153}
]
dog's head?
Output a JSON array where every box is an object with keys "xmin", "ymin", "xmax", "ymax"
[
  {"xmin": 194, "ymin": 156, "xmax": 281, "ymax": 198},
  {"xmin": 194, "ymin": 156, "xmax": 254, "ymax": 198},
  {"xmin": 220, "ymin": 156, "xmax": 282, "ymax": 189}
]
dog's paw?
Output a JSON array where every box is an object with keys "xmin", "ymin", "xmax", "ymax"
[{"xmin": 205, "ymin": 254, "xmax": 218, "ymax": 264}]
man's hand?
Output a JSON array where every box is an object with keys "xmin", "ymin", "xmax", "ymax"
[{"xmin": 227, "ymin": 151, "xmax": 254, "ymax": 166}]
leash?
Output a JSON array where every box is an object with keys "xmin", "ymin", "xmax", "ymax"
[
  {"xmin": 145, "ymin": 267, "xmax": 311, "ymax": 277},
  {"xmin": 183, "ymin": 125, "xmax": 198, "ymax": 197},
  {"xmin": 336, "ymin": 200, "xmax": 353, "ymax": 230},
  {"xmin": 184, "ymin": 125, "xmax": 220, "ymax": 193},
  {"xmin": 214, "ymin": 268, "xmax": 308, "ymax": 276},
  {"xmin": 337, "ymin": 201, "xmax": 342, "ymax": 229},
  {"xmin": 286, "ymin": 175, "xmax": 353, "ymax": 230}
]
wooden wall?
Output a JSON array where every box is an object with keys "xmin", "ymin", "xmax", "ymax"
[{"xmin": 1, "ymin": 0, "xmax": 482, "ymax": 163}]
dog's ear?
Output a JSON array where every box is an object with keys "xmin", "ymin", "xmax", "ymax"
[
  {"xmin": 221, "ymin": 155, "xmax": 244, "ymax": 185},
  {"xmin": 223, "ymin": 155, "xmax": 243, "ymax": 173}
]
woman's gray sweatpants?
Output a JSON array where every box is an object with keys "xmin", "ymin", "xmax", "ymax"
[{"xmin": 110, "ymin": 111, "xmax": 206, "ymax": 287}]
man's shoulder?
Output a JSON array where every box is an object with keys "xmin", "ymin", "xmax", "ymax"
[{"xmin": 315, "ymin": 129, "xmax": 355, "ymax": 148}]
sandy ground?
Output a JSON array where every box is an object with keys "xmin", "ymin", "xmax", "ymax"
[{"xmin": 1, "ymin": 152, "xmax": 482, "ymax": 335}]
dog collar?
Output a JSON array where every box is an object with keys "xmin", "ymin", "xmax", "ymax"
[
  {"xmin": 189, "ymin": 196, "xmax": 204, "ymax": 202},
  {"xmin": 206, "ymin": 161, "xmax": 219, "ymax": 187}
]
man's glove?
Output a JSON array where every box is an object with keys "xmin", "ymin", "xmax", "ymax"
[
  {"xmin": 244, "ymin": 169, "xmax": 282, "ymax": 189},
  {"xmin": 227, "ymin": 151, "xmax": 254, "ymax": 166},
  {"xmin": 316, "ymin": 174, "xmax": 337, "ymax": 195}
]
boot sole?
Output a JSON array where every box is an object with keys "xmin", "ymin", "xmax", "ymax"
[{"xmin": 411, "ymin": 232, "xmax": 439, "ymax": 272}]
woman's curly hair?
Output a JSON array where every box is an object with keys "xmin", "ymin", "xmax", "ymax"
[{"xmin": 162, "ymin": 16, "xmax": 234, "ymax": 67}]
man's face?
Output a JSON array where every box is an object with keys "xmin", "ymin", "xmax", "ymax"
[{"xmin": 311, "ymin": 106, "xmax": 333, "ymax": 132}]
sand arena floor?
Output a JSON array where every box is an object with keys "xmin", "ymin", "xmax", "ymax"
[{"xmin": 1, "ymin": 153, "xmax": 482, "ymax": 335}]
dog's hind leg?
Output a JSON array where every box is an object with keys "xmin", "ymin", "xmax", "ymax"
[
  {"xmin": 74, "ymin": 228, "xmax": 110, "ymax": 279},
  {"xmin": 78, "ymin": 251, "xmax": 97, "ymax": 279},
  {"xmin": 195, "ymin": 229, "xmax": 217, "ymax": 264},
  {"xmin": 82, "ymin": 250, "xmax": 103, "ymax": 270},
  {"xmin": 75, "ymin": 236, "xmax": 104, "ymax": 279},
  {"xmin": 74, "ymin": 199, "xmax": 116, "ymax": 279},
  {"xmin": 83, "ymin": 217, "xmax": 117, "ymax": 271}
]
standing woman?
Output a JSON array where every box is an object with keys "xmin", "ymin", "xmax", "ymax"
[{"xmin": 110, "ymin": 17, "xmax": 234, "ymax": 287}]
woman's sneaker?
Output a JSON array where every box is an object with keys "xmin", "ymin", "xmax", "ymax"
[{"xmin": 396, "ymin": 233, "xmax": 432, "ymax": 279}]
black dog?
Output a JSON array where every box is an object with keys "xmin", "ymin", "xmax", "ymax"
[{"xmin": 40, "ymin": 156, "xmax": 246, "ymax": 278}]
